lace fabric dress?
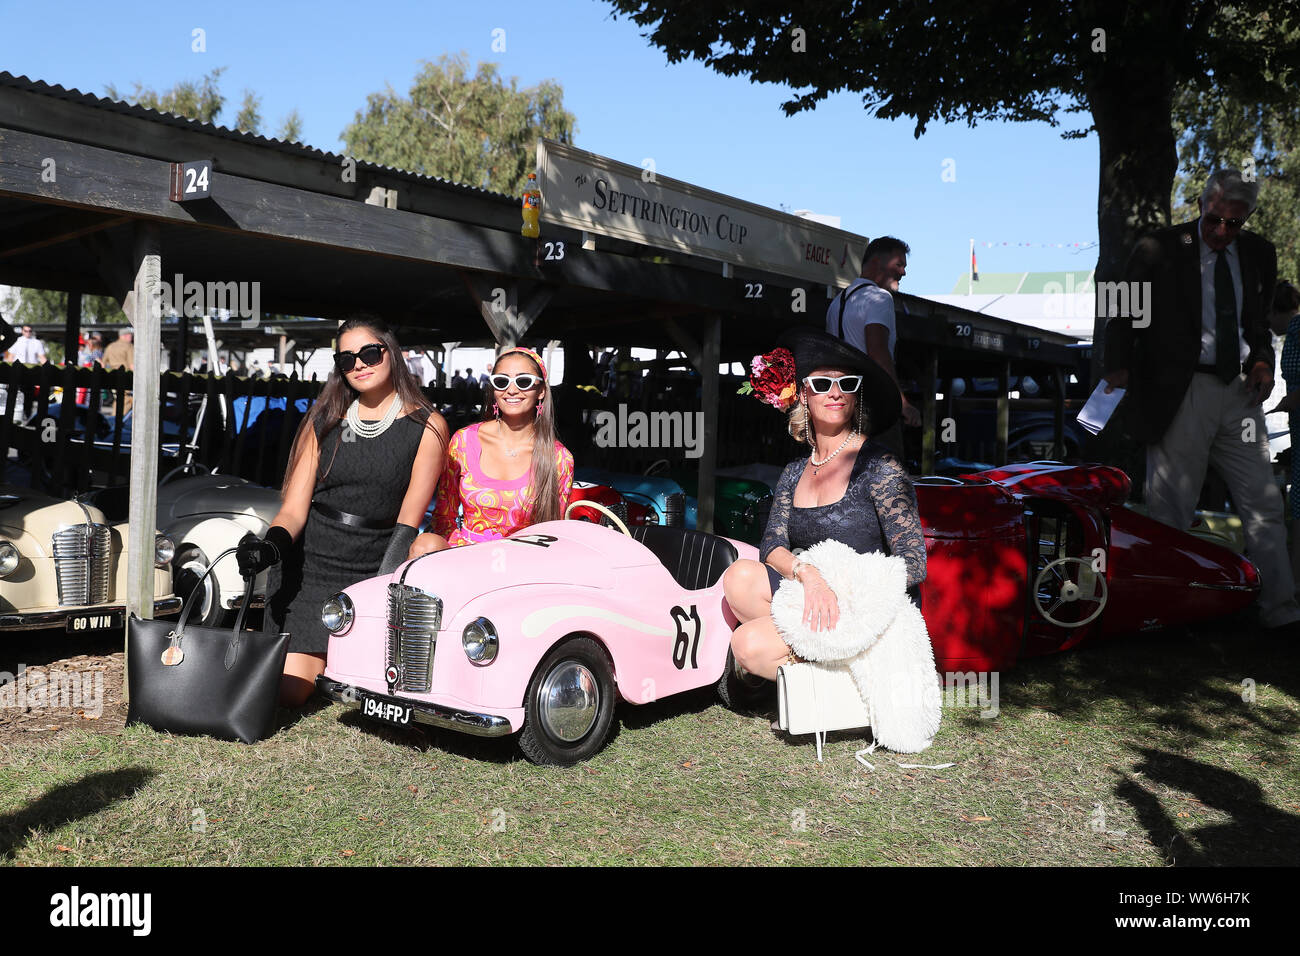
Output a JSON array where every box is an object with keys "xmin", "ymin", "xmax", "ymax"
[{"xmin": 759, "ymin": 440, "xmax": 927, "ymax": 606}]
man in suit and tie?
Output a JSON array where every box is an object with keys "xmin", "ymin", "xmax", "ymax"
[{"xmin": 1103, "ymin": 168, "xmax": 1300, "ymax": 631}]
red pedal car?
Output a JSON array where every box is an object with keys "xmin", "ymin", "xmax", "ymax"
[{"xmin": 917, "ymin": 462, "xmax": 1259, "ymax": 672}]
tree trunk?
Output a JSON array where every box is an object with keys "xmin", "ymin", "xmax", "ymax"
[
  {"xmin": 1082, "ymin": 52, "xmax": 1179, "ymax": 486},
  {"xmin": 1085, "ymin": 60, "xmax": 1179, "ymax": 386}
]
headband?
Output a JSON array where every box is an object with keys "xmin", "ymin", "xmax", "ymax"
[{"xmin": 497, "ymin": 345, "xmax": 547, "ymax": 382}]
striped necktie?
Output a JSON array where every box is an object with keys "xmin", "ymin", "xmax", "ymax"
[{"xmin": 1215, "ymin": 250, "xmax": 1239, "ymax": 383}]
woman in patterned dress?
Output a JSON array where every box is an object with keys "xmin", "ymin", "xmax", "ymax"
[
  {"xmin": 723, "ymin": 328, "xmax": 926, "ymax": 682},
  {"xmin": 410, "ymin": 346, "xmax": 573, "ymax": 553},
  {"xmin": 236, "ymin": 316, "xmax": 449, "ymax": 706}
]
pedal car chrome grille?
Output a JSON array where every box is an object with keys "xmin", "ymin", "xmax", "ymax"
[
  {"xmin": 386, "ymin": 584, "xmax": 441, "ymax": 693},
  {"xmin": 52, "ymin": 524, "xmax": 112, "ymax": 606}
]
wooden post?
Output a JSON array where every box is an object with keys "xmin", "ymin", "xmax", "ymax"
[
  {"xmin": 920, "ymin": 347, "xmax": 939, "ymax": 475},
  {"xmin": 459, "ymin": 272, "xmax": 553, "ymax": 347},
  {"xmin": 1051, "ymin": 366, "xmax": 1067, "ymax": 460},
  {"xmin": 122, "ymin": 223, "xmax": 161, "ymax": 704},
  {"xmin": 63, "ymin": 291, "xmax": 81, "ymax": 364},
  {"xmin": 177, "ymin": 312, "xmax": 190, "ymax": 372},
  {"xmin": 697, "ymin": 316, "xmax": 722, "ymax": 534},
  {"xmin": 125, "ymin": 222, "xmax": 161, "ymax": 621},
  {"xmin": 995, "ymin": 360, "xmax": 1010, "ymax": 466}
]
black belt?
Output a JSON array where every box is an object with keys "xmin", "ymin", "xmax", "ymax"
[
  {"xmin": 1194, "ymin": 362, "xmax": 1241, "ymax": 377},
  {"xmin": 312, "ymin": 501, "xmax": 395, "ymax": 531}
]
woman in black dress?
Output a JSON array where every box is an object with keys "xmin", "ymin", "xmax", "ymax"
[
  {"xmin": 723, "ymin": 328, "xmax": 926, "ymax": 681},
  {"xmin": 237, "ymin": 316, "xmax": 448, "ymax": 706}
]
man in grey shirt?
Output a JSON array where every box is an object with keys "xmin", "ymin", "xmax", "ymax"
[{"xmin": 826, "ymin": 236, "xmax": 919, "ymax": 455}]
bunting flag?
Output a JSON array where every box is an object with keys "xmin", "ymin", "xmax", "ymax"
[{"xmin": 976, "ymin": 240, "xmax": 1098, "ymax": 249}]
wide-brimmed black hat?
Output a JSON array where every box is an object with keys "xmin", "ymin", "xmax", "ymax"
[{"xmin": 776, "ymin": 326, "xmax": 901, "ymax": 437}]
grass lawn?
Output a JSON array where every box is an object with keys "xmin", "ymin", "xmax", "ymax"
[{"xmin": 2, "ymin": 620, "xmax": 1297, "ymax": 866}]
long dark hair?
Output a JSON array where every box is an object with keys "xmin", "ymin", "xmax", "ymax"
[
  {"xmin": 283, "ymin": 314, "xmax": 445, "ymax": 492},
  {"xmin": 479, "ymin": 347, "xmax": 563, "ymax": 524}
]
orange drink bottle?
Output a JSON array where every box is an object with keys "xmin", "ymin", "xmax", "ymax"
[{"xmin": 521, "ymin": 173, "xmax": 541, "ymax": 238}]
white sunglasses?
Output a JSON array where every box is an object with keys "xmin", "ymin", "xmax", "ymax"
[{"xmin": 803, "ymin": 374, "xmax": 862, "ymax": 394}]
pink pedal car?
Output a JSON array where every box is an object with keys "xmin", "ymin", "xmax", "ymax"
[{"xmin": 316, "ymin": 505, "xmax": 763, "ymax": 765}]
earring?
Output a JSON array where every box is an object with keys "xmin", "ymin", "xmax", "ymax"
[
  {"xmin": 536, "ymin": 399, "xmax": 544, "ymax": 414},
  {"xmin": 856, "ymin": 399, "xmax": 864, "ymax": 434},
  {"xmin": 803, "ymin": 402, "xmax": 813, "ymax": 446},
  {"xmin": 492, "ymin": 402, "xmax": 500, "ymax": 418}
]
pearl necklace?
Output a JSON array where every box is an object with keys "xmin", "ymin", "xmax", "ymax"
[
  {"xmin": 499, "ymin": 419, "xmax": 534, "ymax": 458},
  {"xmin": 346, "ymin": 392, "xmax": 400, "ymax": 439},
  {"xmin": 810, "ymin": 430, "xmax": 859, "ymax": 475}
]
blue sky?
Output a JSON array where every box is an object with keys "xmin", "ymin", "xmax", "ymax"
[{"xmin": 1, "ymin": 0, "xmax": 1101, "ymax": 294}]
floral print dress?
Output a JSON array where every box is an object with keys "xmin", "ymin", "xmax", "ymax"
[{"xmin": 432, "ymin": 421, "xmax": 574, "ymax": 545}]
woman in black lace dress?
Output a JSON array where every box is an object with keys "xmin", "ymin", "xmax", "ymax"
[
  {"xmin": 236, "ymin": 316, "xmax": 448, "ymax": 707},
  {"xmin": 723, "ymin": 328, "xmax": 926, "ymax": 681}
]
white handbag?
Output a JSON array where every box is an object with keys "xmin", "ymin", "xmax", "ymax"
[{"xmin": 777, "ymin": 662, "xmax": 871, "ymax": 761}]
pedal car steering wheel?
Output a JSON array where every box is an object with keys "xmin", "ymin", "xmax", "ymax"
[
  {"xmin": 1033, "ymin": 556, "xmax": 1107, "ymax": 628},
  {"xmin": 565, "ymin": 499, "xmax": 632, "ymax": 537}
]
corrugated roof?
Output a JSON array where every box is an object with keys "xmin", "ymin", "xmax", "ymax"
[{"xmin": 0, "ymin": 70, "xmax": 517, "ymax": 203}]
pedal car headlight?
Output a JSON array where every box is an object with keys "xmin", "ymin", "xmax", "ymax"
[
  {"xmin": 322, "ymin": 592, "xmax": 354, "ymax": 635},
  {"xmin": 154, "ymin": 534, "xmax": 175, "ymax": 568},
  {"xmin": 462, "ymin": 616, "xmax": 498, "ymax": 664},
  {"xmin": 0, "ymin": 541, "xmax": 20, "ymax": 577}
]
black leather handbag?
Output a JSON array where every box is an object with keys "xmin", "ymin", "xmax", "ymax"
[{"xmin": 127, "ymin": 548, "xmax": 290, "ymax": 744}]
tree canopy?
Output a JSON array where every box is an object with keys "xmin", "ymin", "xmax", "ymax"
[
  {"xmin": 604, "ymin": 1, "xmax": 1300, "ymax": 370},
  {"xmin": 105, "ymin": 67, "xmax": 304, "ymax": 140},
  {"xmin": 340, "ymin": 53, "xmax": 577, "ymax": 196},
  {"xmin": 1173, "ymin": 85, "xmax": 1300, "ymax": 285}
]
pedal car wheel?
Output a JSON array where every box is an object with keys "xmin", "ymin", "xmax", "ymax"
[
  {"xmin": 716, "ymin": 646, "xmax": 772, "ymax": 712},
  {"xmin": 171, "ymin": 544, "xmax": 228, "ymax": 628},
  {"xmin": 519, "ymin": 637, "xmax": 617, "ymax": 765}
]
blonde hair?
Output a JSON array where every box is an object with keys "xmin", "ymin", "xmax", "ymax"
[
  {"xmin": 481, "ymin": 350, "xmax": 563, "ymax": 525},
  {"xmin": 786, "ymin": 387, "xmax": 868, "ymax": 445}
]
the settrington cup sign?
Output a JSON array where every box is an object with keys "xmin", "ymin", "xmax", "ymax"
[{"xmin": 537, "ymin": 140, "xmax": 865, "ymax": 287}]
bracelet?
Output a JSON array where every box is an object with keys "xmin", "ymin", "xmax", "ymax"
[{"xmin": 790, "ymin": 556, "xmax": 808, "ymax": 580}]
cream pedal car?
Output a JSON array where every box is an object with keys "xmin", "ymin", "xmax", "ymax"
[
  {"xmin": 155, "ymin": 471, "xmax": 281, "ymax": 626},
  {"xmin": 0, "ymin": 485, "xmax": 179, "ymax": 633}
]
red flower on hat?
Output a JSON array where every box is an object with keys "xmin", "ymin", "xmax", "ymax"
[{"xmin": 737, "ymin": 347, "xmax": 797, "ymax": 412}]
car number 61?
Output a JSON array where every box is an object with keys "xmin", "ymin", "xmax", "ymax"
[{"xmin": 670, "ymin": 605, "xmax": 702, "ymax": 670}]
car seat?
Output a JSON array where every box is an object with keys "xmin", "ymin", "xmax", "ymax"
[{"xmin": 628, "ymin": 525, "xmax": 737, "ymax": 591}]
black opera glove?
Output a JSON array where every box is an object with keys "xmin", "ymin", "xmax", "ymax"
[
  {"xmin": 236, "ymin": 525, "xmax": 293, "ymax": 578},
  {"xmin": 379, "ymin": 523, "xmax": 419, "ymax": 575}
]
